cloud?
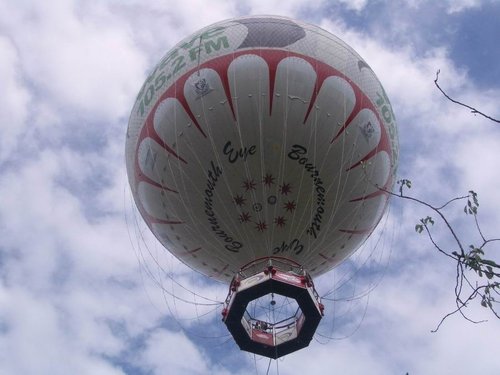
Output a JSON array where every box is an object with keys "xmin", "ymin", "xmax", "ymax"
[
  {"xmin": 1, "ymin": 1, "xmax": 499, "ymax": 374},
  {"xmin": 445, "ymin": 0, "xmax": 485, "ymax": 13},
  {"xmin": 336, "ymin": 0, "xmax": 369, "ymax": 12},
  {"xmin": 241, "ymin": 0, "xmax": 325, "ymax": 15},
  {"xmin": 136, "ymin": 329, "xmax": 237, "ymax": 375},
  {"xmin": 0, "ymin": 0, "xmax": 147, "ymax": 126},
  {"xmin": 0, "ymin": 36, "xmax": 30, "ymax": 163},
  {"xmin": 0, "ymin": 287, "xmax": 128, "ymax": 375}
]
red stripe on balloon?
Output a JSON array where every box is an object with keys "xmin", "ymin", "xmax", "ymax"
[
  {"xmin": 179, "ymin": 247, "xmax": 202, "ymax": 257},
  {"xmin": 347, "ymin": 147, "xmax": 380, "ymax": 172},
  {"xmin": 349, "ymin": 189, "xmax": 387, "ymax": 202},
  {"xmin": 143, "ymin": 131, "xmax": 187, "ymax": 164},
  {"xmin": 136, "ymin": 203, "xmax": 184, "ymax": 226},
  {"xmin": 209, "ymin": 65, "xmax": 236, "ymax": 121},
  {"xmin": 137, "ymin": 174, "xmax": 179, "ymax": 194},
  {"xmin": 209, "ymin": 263, "xmax": 230, "ymax": 278},
  {"xmin": 175, "ymin": 91, "xmax": 208, "ymax": 139},
  {"xmin": 303, "ymin": 67, "xmax": 335, "ymax": 124},
  {"xmin": 318, "ymin": 253, "xmax": 336, "ymax": 264},
  {"xmin": 339, "ymin": 228, "xmax": 372, "ymax": 235},
  {"xmin": 330, "ymin": 95, "xmax": 365, "ymax": 143},
  {"xmin": 265, "ymin": 52, "xmax": 284, "ymax": 116},
  {"xmin": 148, "ymin": 217, "xmax": 184, "ymax": 225}
]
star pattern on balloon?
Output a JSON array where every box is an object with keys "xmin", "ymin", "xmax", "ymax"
[
  {"xmin": 279, "ymin": 182, "xmax": 292, "ymax": 195},
  {"xmin": 242, "ymin": 178, "xmax": 257, "ymax": 191},
  {"xmin": 284, "ymin": 200, "xmax": 296, "ymax": 212},
  {"xmin": 274, "ymin": 216, "xmax": 286, "ymax": 227},
  {"xmin": 239, "ymin": 212, "xmax": 251, "ymax": 223},
  {"xmin": 255, "ymin": 221, "xmax": 268, "ymax": 232},
  {"xmin": 233, "ymin": 173, "xmax": 297, "ymax": 232},
  {"xmin": 233, "ymin": 194, "xmax": 246, "ymax": 206},
  {"xmin": 262, "ymin": 173, "xmax": 275, "ymax": 188}
]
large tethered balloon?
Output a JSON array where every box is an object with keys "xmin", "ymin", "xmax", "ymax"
[{"xmin": 126, "ymin": 16, "xmax": 398, "ymax": 358}]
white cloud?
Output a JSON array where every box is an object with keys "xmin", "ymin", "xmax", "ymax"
[
  {"xmin": 105, "ymin": 0, "xmax": 237, "ymax": 65},
  {"xmin": 1, "ymin": 0, "xmax": 499, "ymax": 374},
  {"xmin": 445, "ymin": 0, "xmax": 484, "ymax": 13},
  {"xmin": 451, "ymin": 127, "xmax": 500, "ymax": 236},
  {"xmin": 0, "ymin": 36, "xmax": 30, "ymax": 163},
  {"xmin": 0, "ymin": 0, "xmax": 147, "ymax": 125},
  {"xmin": 0, "ymin": 288, "xmax": 127, "ymax": 375},
  {"xmin": 337, "ymin": 0, "xmax": 369, "ymax": 12},
  {"xmin": 239, "ymin": 0, "xmax": 326, "ymax": 18},
  {"xmin": 137, "ymin": 329, "xmax": 236, "ymax": 375}
]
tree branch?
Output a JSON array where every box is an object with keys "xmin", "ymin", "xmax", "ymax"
[
  {"xmin": 382, "ymin": 180, "xmax": 500, "ymax": 330},
  {"xmin": 385, "ymin": 184, "xmax": 466, "ymax": 256},
  {"xmin": 434, "ymin": 70, "xmax": 500, "ymax": 124}
]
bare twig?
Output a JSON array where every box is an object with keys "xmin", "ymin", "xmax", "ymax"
[
  {"xmin": 432, "ymin": 284, "xmax": 489, "ymax": 332},
  {"xmin": 385, "ymin": 185, "xmax": 466, "ymax": 256},
  {"xmin": 434, "ymin": 70, "xmax": 500, "ymax": 123}
]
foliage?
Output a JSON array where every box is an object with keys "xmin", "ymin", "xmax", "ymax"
[
  {"xmin": 385, "ymin": 71, "xmax": 500, "ymax": 331},
  {"xmin": 393, "ymin": 180, "xmax": 500, "ymax": 331}
]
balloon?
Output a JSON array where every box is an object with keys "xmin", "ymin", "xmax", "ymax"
[{"xmin": 126, "ymin": 15, "xmax": 398, "ymax": 358}]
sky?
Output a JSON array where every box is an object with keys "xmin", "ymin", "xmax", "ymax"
[{"xmin": 1, "ymin": 0, "xmax": 500, "ymax": 374}]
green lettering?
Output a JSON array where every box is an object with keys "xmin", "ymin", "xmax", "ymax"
[
  {"xmin": 144, "ymin": 85, "xmax": 155, "ymax": 106},
  {"xmin": 179, "ymin": 27, "xmax": 225, "ymax": 50},
  {"xmin": 189, "ymin": 46, "xmax": 203, "ymax": 62},
  {"xmin": 180, "ymin": 35, "xmax": 201, "ymax": 50},
  {"xmin": 155, "ymin": 71, "xmax": 167, "ymax": 91},
  {"xmin": 137, "ymin": 99, "xmax": 145, "ymax": 117},
  {"xmin": 159, "ymin": 49, "xmax": 179, "ymax": 69},
  {"xmin": 204, "ymin": 36, "xmax": 229, "ymax": 54},
  {"xmin": 201, "ymin": 26, "xmax": 226, "ymax": 39}
]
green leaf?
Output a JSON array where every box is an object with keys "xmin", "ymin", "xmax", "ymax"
[
  {"xmin": 397, "ymin": 179, "xmax": 412, "ymax": 195},
  {"xmin": 482, "ymin": 259, "xmax": 499, "ymax": 268},
  {"xmin": 464, "ymin": 190, "xmax": 480, "ymax": 215}
]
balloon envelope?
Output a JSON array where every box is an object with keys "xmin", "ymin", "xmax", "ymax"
[{"xmin": 125, "ymin": 16, "xmax": 399, "ymax": 283}]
